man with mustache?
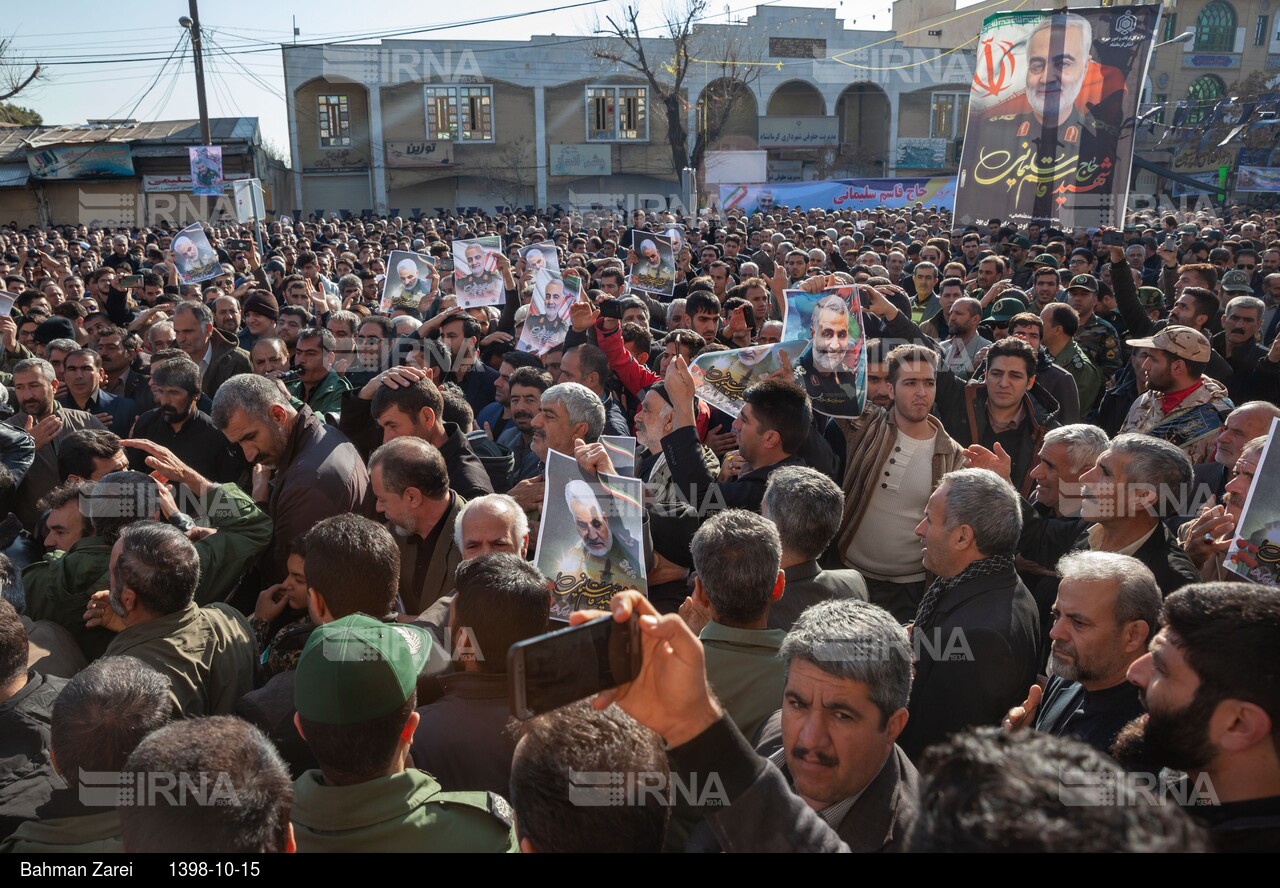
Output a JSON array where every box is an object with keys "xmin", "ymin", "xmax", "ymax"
[
  {"xmin": 1115, "ymin": 582, "xmax": 1280, "ymax": 851},
  {"xmin": 553, "ymin": 479, "xmax": 642, "ymax": 609},
  {"xmin": 3, "ymin": 358, "xmax": 105, "ymax": 528},
  {"xmin": 127, "ymin": 356, "xmax": 248, "ymax": 485},
  {"xmin": 795, "ymin": 292, "xmax": 864, "ymax": 417},
  {"xmin": 1002, "ymin": 551, "xmax": 1157, "ymax": 755},
  {"xmin": 1179, "ymin": 435, "xmax": 1267, "ymax": 582}
]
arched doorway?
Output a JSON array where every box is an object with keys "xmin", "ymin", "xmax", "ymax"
[
  {"xmin": 696, "ymin": 77, "xmax": 759, "ymax": 151},
  {"xmin": 835, "ymin": 84, "xmax": 890, "ymax": 175},
  {"xmin": 766, "ymin": 81, "xmax": 826, "ymax": 116}
]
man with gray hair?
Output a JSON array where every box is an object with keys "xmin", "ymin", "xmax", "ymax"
[
  {"xmin": 212, "ymin": 373, "xmax": 374, "ymax": 585},
  {"xmin": 1027, "ymin": 423, "xmax": 1110, "ymax": 519},
  {"xmin": 897, "ymin": 468, "xmax": 1040, "ymax": 761},
  {"xmin": 4, "ymin": 357, "xmax": 105, "ymax": 528},
  {"xmin": 1214, "ymin": 294, "xmax": 1280, "ymax": 406},
  {"xmin": 682, "ymin": 509, "xmax": 787, "ymax": 742},
  {"xmin": 1002, "ymin": 551, "xmax": 1157, "ymax": 755},
  {"xmin": 1015, "ymin": 433, "xmax": 1199, "ymax": 599},
  {"xmin": 454, "ymin": 493, "xmax": 530, "ymax": 561},
  {"xmin": 756, "ymin": 600, "xmax": 917, "ymax": 851},
  {"xmin": 762, "ymin": 466, "xmax": 867, "ymax": 632},
  {"xmin": 171, "ymin": 302, "xmax": 250, "ymax": 399},
  {"xmin": 530, "ymin": 381, "xmax": 605, "ymax": 466}
]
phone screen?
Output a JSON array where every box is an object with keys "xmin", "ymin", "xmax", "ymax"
[{"xmin": 509, "ymin": 615, "xmax": 640, "ymax": 719}]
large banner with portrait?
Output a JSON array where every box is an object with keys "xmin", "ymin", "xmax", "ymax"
[
  {"xmin": 953, "ymin": 6, "xmax": 1159, "ymax": 232},
  {"xmin": 1225, "ymin": 418, "xmax": 1280, "ymax": 588},
  {"xmin": 537, "ymin": 450, "xmax": 647, "ymax": 621}
]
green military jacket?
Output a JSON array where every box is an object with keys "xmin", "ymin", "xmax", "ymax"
[
  {"xmin": 699, "ymin": 621, "xmax": 788, "ymax": 743},
  {"xmin": 290, "ymin": 768, "xmax": 517, "ymax": 853},
  {"xmin": 0, "ymin": 809, "xmax": 121, "ymax": 853},
  {"xmin": 290, "ymin": 370, "xmax": 351, "ymax": 418},
  {"xmin": 22, "ymin": 483, "xmax": 272, "ymax": 661},
  {"xmin": 1050, "ymin": 339, "xmax": 1106, "ymax": 414},
  {"xmin": 1074, "ymin": 314, "xmax": 1122, "ymax": 378},
  {"xmin": 104, "ymin": 602, "xmax": 255, "ymax": 718}
]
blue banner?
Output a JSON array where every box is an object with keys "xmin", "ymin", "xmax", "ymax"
[{"xmin": 719, "ymin": 177, "xmax": 956, "ymax": 215}]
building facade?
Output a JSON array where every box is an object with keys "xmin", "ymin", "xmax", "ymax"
[{"xmin": 282, "ymin": 5, "xmax": 978, "ymax": 216}]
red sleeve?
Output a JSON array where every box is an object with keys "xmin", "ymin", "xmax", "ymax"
[{"xmin": 596, "ymin": 319, "xmax": 659, "ymax": 396}]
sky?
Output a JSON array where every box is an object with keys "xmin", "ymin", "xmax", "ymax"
[{"xmin": 5, "ymin": 0, "xmax": 931, "ymax": 158}]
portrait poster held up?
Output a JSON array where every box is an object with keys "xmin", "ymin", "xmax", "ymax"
[
  {"xmin": 536, "ymin": 450, "xmax": 647, "ymax": 622},
  {"xmin": 1226, "ymin": 418, "xmax": 1280, "ymax": 587},
  {"xmin": 783, "ymin": 286, "xmax": 867, "ymax": 419},
  {"xmin": 381, "ymin": 249, "xmax": 434, "ymax": 314},
  {"xmin": 627, "ymin": 229, "xmax": 676, "ymax": 298},
  {"xmin": 170, "ymin": 222, "xmax": 222, "ymax": 285},
  {"xmin": 519, "ymin": 241, "xmax": 560, "ymax": 278},
  {"xmin": 953, "ymin": 6, "xmax": 1159, "ymax": 231},
  {"xmin": 452, "ymin": 235, "xmax": 506, "ymax": 308},
  {"xmin": 188, "ymin": 145, "xmax": 222, "ymax": 196},
  {"xmin": 689, "ymin": 341, "xmax": 801, "ymax": 417},
  {"xmin": 517, "ymin": 270, "xmax": 580, "ymax": 356}
]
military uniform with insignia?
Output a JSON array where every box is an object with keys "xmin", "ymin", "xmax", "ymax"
[
  {"xmin": 289, "ymin": 615, "xmax": 519, "ymax": 853},
  {"xmin": 1075, "ymin": 313, "xmax": 1122, "ymax": 378},
  {"xmin": 795, "ymin": 346, "xmax": 863, "ymax": 417},
  {"xmin": 1050, "ymin": 338, "xmax": 1105, "ymax": 414},
  {"xmin": 552, "ymin": 531, "xmax": 644, "ymax": 618}
]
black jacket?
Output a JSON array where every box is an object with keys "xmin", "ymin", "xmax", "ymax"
[
  {"xmin": 0, "ymin": 671, "xmax": 66, "ymax": 839},
  {"xmin": 768, "ymin": 560, "xmax": 868, "ymax": 633},
  {"xmin": 896, "ymin": 564, "xmax": 1040, "ymax": 762},
  {"xmin": 409, "ymin": 672, "xmax": 515, "ymax": 799}
]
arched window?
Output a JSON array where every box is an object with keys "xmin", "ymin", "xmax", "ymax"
[
  {"xmin": 1185, "ymin": 74, "xmax": 1226, "ymax": 124},
  {"xmin": 1194, "ymin": 0, "xmax": 1237, "ymax": 52}
]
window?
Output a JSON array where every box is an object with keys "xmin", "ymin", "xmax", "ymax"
[
  {"xmin": 424, "ymin": 85, "xmax": 494, "ymax": 142},
  {"xmin": 586, "ymin": 86, "xmax": 648, "ymax": 141},
  {"xmin": 1194, "ymin": 0, "xmax": 1237, "ymax": 52},
  {"xmin": 929, "ymin": 92, "xmax": 968, "ymax": 139},
  {"xmin": 1152, "ymin": 93, "xmax": 1168, "ymax": 124},
  {"xmin": 1162, "ymin": 13, "xmax": 1178, "ymax": 43},
  {"xmin": 317, "ymin": 95, "xmax": 351, "ymax": 148},
  {"xmin": 1256, "ymin": 14, "xmax": 1270, "ymax": 46},
  {"xmin": 1185, "ymin": 74, "xmax": 1226, "ymax": 124}
]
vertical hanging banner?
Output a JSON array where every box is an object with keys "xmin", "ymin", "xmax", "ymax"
[
  {"xmin": 189, "ymin": 145, "xmax": 223, "ymax": 196},
  {"xmin": 954, "ymin": 6, "xmax": 1160, "ymax": 231}
]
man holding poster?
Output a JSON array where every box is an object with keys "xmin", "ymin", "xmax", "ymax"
[{"xmin": 955, "ymin": 7, "xmax": 1158, "ymax": 231}]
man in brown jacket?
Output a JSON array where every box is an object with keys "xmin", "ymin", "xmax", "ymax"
[
  {"xmin": 834, "ymin": 343, "xmax": 964, "ymax": 622},
  {"xmin": 172, "ymin": 302, "xmax": 251, "ymax": 399}
]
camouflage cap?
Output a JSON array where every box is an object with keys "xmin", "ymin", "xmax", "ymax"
[
  {"xmin": 1067, "ymin": 273, "xmax": 1099, "ymax": 293},
  {"xmin": 1127, "ymin": 325, "xmax": 1211, "ymax": 363},
  {"xmin": 1220, "ymin": 269, "xmax": 1255, "ymax": 293},
  {"xmin": 1029, "ymin": 253, "xmax": 1060, "ymax": 269},
  {"xmin": 1136, "ymin": 286, "xmax": 1165, "ymax": 310},
  {"xmin": 294, "ymin": 614, "xmax": 433, "ymax": 726}
]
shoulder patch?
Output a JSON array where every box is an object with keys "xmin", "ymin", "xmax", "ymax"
[{"xmin": 486, "ymin": 792, "xmax": 514, "ymax": 828}]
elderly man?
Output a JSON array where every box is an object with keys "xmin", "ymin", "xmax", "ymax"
[
  {"xmin": 454, "ymin": 493, "xmax": 530, "ymax": 561},
  {"xmin": 81, "ymin": 523, "xmax": 256, "ymax": 718},
  {"xmin": 1179, "ymin": 434, "xmax": 1266, "ymax": 582},
  {"xmin": 212, "ymin": 374, "xmax": 374, "ymax": 585},
  {"xmin": 4, "ymin": 358, "xmax": 105, "ymax": 528},
  {"xmin": 171, "ymin": 302, "xmax": 251, "ymax": 399},
  {"xmin": 1003, "ymin": 551, "xmax": 1157, "ymax": 754},
  {"xmin": 369, "ymin": 437, "xmax": 462, "ymax": 616},
  {"xmin": 1026, "ymin": 423, "xmax": 1110, "ymax": 519},
  {"xmin": 897, "ymin": 469, "xmax": 1040, "ymax": 761},
  {"xmin": 1186, "ymin": 400, "xmax": 1280, "ymax": 516},
  {"xmin": 553, "ymin": 478, "xmax": 643, "ymax": 598}
]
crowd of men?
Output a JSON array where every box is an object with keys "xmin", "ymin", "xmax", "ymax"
[{"xmin": 1, "ymin": 199, "xmax": 1279, "ymax": 853}]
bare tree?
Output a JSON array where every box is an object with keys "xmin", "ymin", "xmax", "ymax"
[
  {"xmin": 0, "ymin": 37, "xmax": 42, "ymax": 105},
  {"xmin": 592, "ymin": 1, "xmax": 762, "ymax": 178},
  {"xmin": 472, "ymin": 136, "xmax": 535, "ymax": 210}
]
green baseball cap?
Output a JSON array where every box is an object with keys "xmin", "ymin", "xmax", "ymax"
[
  {"xmin": 1029, "ymin": 253, "xmax": 1059, "ymax": 269},
  {"xmin": 294, "ymin": 614, "xmax": 434, "ymax": 725},
  {"xmin": 989, "ymin": 296, "xmax": 1029, "ymax": 323},
  {"xmin": 1067, "ymin": 273, "xmax": 1099, "ymax": 293}
]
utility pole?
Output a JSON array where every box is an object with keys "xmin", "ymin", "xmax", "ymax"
[{"xmin": 182, "ymin": 0, "xmax": 212, "ymax": 145}]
